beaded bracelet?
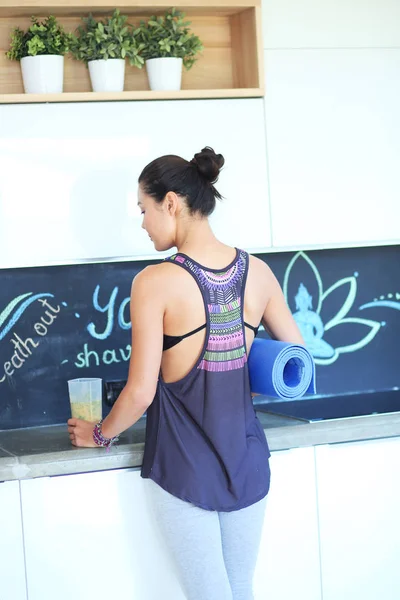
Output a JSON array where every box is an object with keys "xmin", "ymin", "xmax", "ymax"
[{"xmin": 92, "ymin": 420, "xmax": 119, "ymax": 452}]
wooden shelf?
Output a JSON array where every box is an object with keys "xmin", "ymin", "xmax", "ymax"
[
  {"xmin": 0, "ymin": 1, "xmax": 264, "ymax": 103},
  {"xmin": 0, "ymin": 87, "xmax": 263, "ymax": 103}
]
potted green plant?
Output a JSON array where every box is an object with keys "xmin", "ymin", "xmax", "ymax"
[
  {"xmin": 6, "ymin": 15, "xmax": 70, "ymax": 94},
  {"xmin": 69, "ymin": 10, "xmax": 144, "ymax": 93},
  {"xmin": 136, "ymin": 8, "xmax": 203, "ymax": 91}
]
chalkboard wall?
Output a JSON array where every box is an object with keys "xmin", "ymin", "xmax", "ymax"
[{"xmin": 0, "ymin": 245, "xmax": 399, "ymax": 430}]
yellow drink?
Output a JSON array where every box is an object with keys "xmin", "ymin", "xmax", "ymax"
[
  {"xmin": 68, "ymin": 378, "xmax": 103, "ymax": 422},
  {"xmin": 70, "ymin": 399, "xmax": 102, "ymax": 421}
]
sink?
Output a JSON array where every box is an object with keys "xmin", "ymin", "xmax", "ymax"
[{"xmin": 253, "ymin": 389, "xmax": 400, "ymax": 422}]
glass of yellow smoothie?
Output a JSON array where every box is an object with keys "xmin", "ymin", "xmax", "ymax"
[{"xmin": 67, "ymin": 378, "xmax": 102, "ymax": 421}]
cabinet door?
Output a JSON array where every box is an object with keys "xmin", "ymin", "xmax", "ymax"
[
  {"xmin": 0, "ymin": 480, "xmax": 27, "ymax": 600},
  {"xmin": 262, "ymin": 0, "xmax": 400, "ymax": 49},
  {"xmin": 316, "ymin": 438, "xmax": 400, "ymax": 600},
  {"xmin": 264, "ymin": 48, "xmax": 400, "ymax": 248},
  {"xmin": 20, "ymin": 469, "xmax": 185, "ymax": 600},
  {"xmin": 254, "ymin": 447, "xmax": 321, "ymax": 600},
  {"xmin": 0, "ymin": 98, "xmax": 271, "ymax": 269}
]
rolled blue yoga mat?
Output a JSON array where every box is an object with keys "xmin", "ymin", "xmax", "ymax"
[{"xmin": 248, "ymin": 338, "xmax": 316, "ymax": 399}]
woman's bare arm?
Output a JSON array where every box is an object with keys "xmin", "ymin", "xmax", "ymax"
[
  {"xmin": 261, "ymin": 265, "xmax": 305, "ymax": 345},
  {"xmin": 97, "ymin": 265, "xmax": 165, "ymax": 439}
]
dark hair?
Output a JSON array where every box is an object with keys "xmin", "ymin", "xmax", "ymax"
[{"xmin": 138, "ymin": 146, "xmax": 225, "ymax": 217}]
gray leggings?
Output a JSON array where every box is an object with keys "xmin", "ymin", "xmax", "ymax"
[{"xmin": 145, "ymin": 479, "xmax": 267, "ymax": 600}]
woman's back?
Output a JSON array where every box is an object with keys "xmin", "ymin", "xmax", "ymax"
[{"xmin": 157, "ymin": 244, "xmax": 270, "ymax": 384}]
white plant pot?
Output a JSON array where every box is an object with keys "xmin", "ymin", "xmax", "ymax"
[
  {"xmin": 20, "ymin": 55, "xmax": 64, "ymax": 94},
  {"xmin": 146, "ymin": 57, "xmax": 183, "ymax": 91},
  {"xmin": 88, "ymin": 59, "xmax": 126, "ymax": 92}
]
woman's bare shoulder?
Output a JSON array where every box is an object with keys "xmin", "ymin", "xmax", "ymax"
[
  {"xmin": 248, "ymin": 254, "xmax": 275, "ymax": 281},
  {"xmin": 131, "ymin": 260, "xmax": 187, "ymax": 290},
  {"xmin": 247, "ymin": 255, "xmax": 281, "ymax": 305}
]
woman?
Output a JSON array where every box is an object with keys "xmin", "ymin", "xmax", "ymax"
[{"xmin": 68, "ymin": 147, "xmax": 304, "ymax": 600}]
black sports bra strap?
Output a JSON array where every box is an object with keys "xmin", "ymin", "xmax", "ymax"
[
  {"xmin": 163, "ymin": 324, "xmax": 206, "ymax": 351},
  {"xmin": 180, "ymin": 323, "xmax": 207, "ymax": 340},
  {"xmin": 164, "ymin": 322, "xmax": 259, "ymax": 351},
  {"xmin": 244, "ymin": 321, "xmax": 260, "ymax": 337}
]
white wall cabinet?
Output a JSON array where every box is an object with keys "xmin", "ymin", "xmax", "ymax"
[
  {"xmin": 263, "ymin": 48, "xmax": 400, "ymax": 249},
  {"xmin": 0, "ymin": 98, "xmax": 271, "ymax": 269},
  {"xmin": 254, "ymin": 447, "xmax": 321, "ymax": 600},
  {"xmin": 262, "ymin": 0, "xmax": 400, "ymax": 49},
  {"xmin": 315, "ymin": 437, "xmax": 400, "ymax": 600},
  {"xmin": 0, "ymin": 480, "xmax": 27, "ymax": 600}
]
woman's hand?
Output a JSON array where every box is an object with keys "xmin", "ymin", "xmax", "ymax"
[{"xmin": 67, "ymin": 418, "xmax": 98, "ymax": 448}]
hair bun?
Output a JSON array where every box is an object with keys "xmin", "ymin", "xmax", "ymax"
[{"xmin": 191, "ymin": 147, "xmax": 224, "ymax": 184}]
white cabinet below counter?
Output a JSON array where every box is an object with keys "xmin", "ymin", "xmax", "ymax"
[
  {"xmin": 19, "ymin": 450, "xmax": 321, "ymax": 600},
  {"xmin": 16, "ymin": 436, "xmax": 400, "ymax": 600},
  {"xmin": 0, "ymin": 480, "xmax": 27, "ymax": 600},
  {"xmin": 254, "ymin": 447, "xmax": 321, "ymax": 600},
  {"xmin": 20, "ymin": 469, "xmax": 185, "ymax": 600},
  {"xmin": 315, "ymin": 437, "xmax": 400, "ymax": 600}
]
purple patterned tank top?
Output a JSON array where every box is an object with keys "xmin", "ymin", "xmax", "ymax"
[{"xmin": 141, "ymin": 248, "xmax": 271, "ymax": 511}]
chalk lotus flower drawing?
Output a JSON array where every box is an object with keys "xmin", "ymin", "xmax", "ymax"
[{"xmin": 282, "ymin": 252, "xmax": 382, "ymax": 366}]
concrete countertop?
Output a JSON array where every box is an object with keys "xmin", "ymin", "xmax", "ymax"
[{"xmin": 1, "ymin": 411, "xmax": 400, "ymax": 483}]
